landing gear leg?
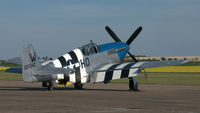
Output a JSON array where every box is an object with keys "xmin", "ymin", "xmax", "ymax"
[
  {"xmin": 48, "ymin": 81, "xmax": 54, "ymax": 91},
  {"xmin": 129, "ymin": 77, "xmax": 138, "ymax": 91},
  {"xmin": 74, "ymin": 83, "xmax": 83, "ymax": 89}
]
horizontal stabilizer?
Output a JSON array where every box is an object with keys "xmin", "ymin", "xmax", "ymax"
[
  {"xmin": 5, "ymin": 67, "xmax": 22, "ymax": 74},
  {"xmin": 35, "ymin": 66, "xmax": 74, "ymax": 75}
]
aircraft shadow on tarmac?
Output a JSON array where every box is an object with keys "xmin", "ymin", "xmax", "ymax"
[{"xmin": 0, "ymin": 86, "xmax": 143, "ymax": 92}]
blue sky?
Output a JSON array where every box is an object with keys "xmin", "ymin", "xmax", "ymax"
[{"xmin": 0, "ymin": 0, "xmax": 199, "ymax": 59}]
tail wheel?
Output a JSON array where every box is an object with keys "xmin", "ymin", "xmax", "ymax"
[
  {"xmin": 74, "ymin": 83, "xmax": 83, "ymax": 89},
  {"xmin": 48, "ymin": 81, "xmax": 54, "ymax": 91}
]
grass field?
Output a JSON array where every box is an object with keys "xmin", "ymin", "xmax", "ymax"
[
  {"xmin": 144, "ymin": 66, "xmax": 200, "ymax": 72},
  {"xmin": 0, "ymin": 71, "xmax": 22, "ymax": 80}
]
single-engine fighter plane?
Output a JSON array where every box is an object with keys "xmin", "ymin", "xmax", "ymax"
[{"xmin": 6, "ymin": 26, "xmax": 188, "ymax": 91}]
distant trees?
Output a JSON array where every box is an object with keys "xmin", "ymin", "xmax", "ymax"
[
  {"xmin": 161, "ymin": 57, "xmax": 166, "ymax": 61},
  {"xmin": 174, "ymin": 58, "xmax": 178, "ymax": 60},
  {"xmin": 168, "ymin": 58, "xmax": 173, "ymax": 60},
  {"xmin": 194, "ymin": 57, "xmax": 198, "ymax": 61},
  {"xmin": 0, "ymin": 61, "xmax": 21, "ymax": 67},
  {"xmin": 124, "ymin": 56, "xmax": 194, "ymax": 62}
]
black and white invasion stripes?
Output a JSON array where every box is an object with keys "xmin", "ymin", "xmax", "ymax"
[
  {"xmin": 51, "ymin": 47, "xmax": 145, "ymax": 84},
  {"xmin": 91, "ymin": 62, "xmax": 144, "ymax": 83},
  {"xmin": 68, "ymin": 51, "xmax": 81, "ymax": 84},
  {"xmin": 52, "ymin": 48, "xmax": 87, "ymax": 84}
]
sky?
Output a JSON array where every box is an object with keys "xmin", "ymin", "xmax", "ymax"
[{"xmin": 0, "ymin": 0, "xmax": 199, "ymax": 59}]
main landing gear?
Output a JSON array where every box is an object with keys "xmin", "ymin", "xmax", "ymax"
[{"xmin": 129, "ymin": 77, "xmax": 138, "ymax": 91}]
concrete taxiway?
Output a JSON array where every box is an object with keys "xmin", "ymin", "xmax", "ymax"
[{"xmin": 0, "ymin": 80, "xmax": 200, "ymax": 113}]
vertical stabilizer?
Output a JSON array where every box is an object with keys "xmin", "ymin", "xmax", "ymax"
[{"xmin": 22, "ymin": 44, "xmax": 37, "ymax": 82}]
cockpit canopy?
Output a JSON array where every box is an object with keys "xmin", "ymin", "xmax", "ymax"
[{"xmin": 79, "ymin": 43, "xmax": 100, "ymax": 56}]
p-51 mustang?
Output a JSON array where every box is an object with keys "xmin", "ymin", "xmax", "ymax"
[{"xmin": 6, "ymin": 26, "xmax": 188, "ymax": 91}]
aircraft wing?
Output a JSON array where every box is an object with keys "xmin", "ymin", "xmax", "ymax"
[
  {"xmin": 90, "ymin": 60, "xmax": 189, "ymax": 83},
  {"xmin": 137, "ymin": 60, "xmax": 189, "ymax": 69}
]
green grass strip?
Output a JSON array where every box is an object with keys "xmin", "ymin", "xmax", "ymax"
[
  {"xmin": 0, "ymin": 71, "xmax": 22, "ymax": 80},
  {"xmin": 112, "ymin": 72, "xmax": 200, "ymax": 85}
]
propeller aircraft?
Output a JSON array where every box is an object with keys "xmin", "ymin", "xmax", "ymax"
[{"xmin": 5, "ymin": 26, "xmax": 188, "ymax": 91}]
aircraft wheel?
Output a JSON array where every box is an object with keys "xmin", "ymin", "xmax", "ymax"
[
  {"xmin": 129, "ymin": 77, "xmax": 133, "ymax": 89},
  {"xmin": 133, "ymin": 78, "xmax": 138, "ymax": 91},
  {"xmin": 74, "ymin": 83, "xmax": 83, "ymax": 89},
  {"xmin": 129, "ymin": 77, "xmax": 138, "ymax": 91}
]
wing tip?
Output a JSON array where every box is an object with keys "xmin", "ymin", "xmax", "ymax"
[{"xmin": 181, "ymin": 59, "xmax": 191, "ymax": 64}]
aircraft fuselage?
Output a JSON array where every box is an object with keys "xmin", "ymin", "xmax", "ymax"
[{"xmin": 47, "ymin": 42, "xmax": 129, "ymax": 84}]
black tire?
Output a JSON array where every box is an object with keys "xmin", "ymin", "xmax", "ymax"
[
  {"xmin": 129, "ymin": 78, "xmax": 133, "ymax": 89},
  {"xmin": 48, "ymin": 81, "xmax": 54, "ymax": 91},
  {"xmin": 133, "ymin": 79, "xmax": 138, "ymax": 91},
  {"xmin": 48, "ymin": 86, "xmax": 53, "ymax": 91},
  {"xmin": 129, "ymin": 77, "xmax": 138, "ymax": 91},
  {"xmin": 74, "ymin": 83, "xmax": 83, "ymax": 89}
]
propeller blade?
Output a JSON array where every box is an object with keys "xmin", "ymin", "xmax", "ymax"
[
  {"xmin": 128, "ymin": 51, "xmax": 138, "ymax": 62},
  {"xmin": 126, "ymin": 26, "xmax": 142, "ymax": 45},
  {"xmin": 105, "ymin": 26, "xmax": 122, "ymax": 42}
]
